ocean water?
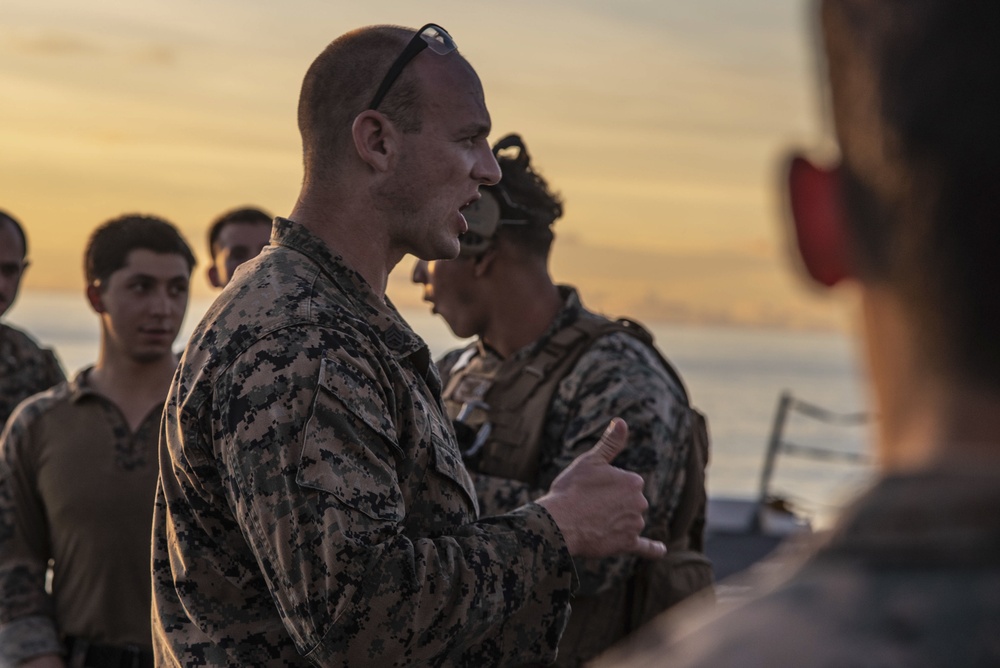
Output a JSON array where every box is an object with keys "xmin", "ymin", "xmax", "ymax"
[{"xmin": 7, "ymin": 291, "xmax": 874, "ymax": 528}]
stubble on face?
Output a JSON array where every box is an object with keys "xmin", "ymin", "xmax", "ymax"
[{"xmin": 374, "ymin": 55, "xmax": 495, "ymax": 263}]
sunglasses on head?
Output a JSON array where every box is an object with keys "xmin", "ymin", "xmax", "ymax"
[{"xmin": 368, "ymin": 23, "xmax": 457, "ymax": 111}]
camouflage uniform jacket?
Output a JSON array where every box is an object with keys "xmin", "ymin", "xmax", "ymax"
[
  {"xmin": 151, "ymin": 218, "xmax": 576, "ymax": 668},
  {"xmin": 0, "ymin": 323, "xmax": 64, "ymax": 430},
  {"xmin": 438, "ymin": 288, "xmax": 693, "ymax": 666},
  {"xmin": 0, "ymin": 369, "xmax": 162, "ymax": 666},
  {"xmin": 596, "ymin": 464, "xmax": 1000, "ymax": 667}
]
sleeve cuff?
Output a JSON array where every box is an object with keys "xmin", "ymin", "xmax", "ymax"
[{"xmin": 521, "ymin": 501, "xmax": 580, "ymax": 593}]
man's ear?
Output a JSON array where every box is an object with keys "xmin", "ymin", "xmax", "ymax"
[
  {"xmin": 351, "ymin": 110, "xmax": 398, "ymax": 172},
  {"xmin": 786, "ymin": 155, "xmax": 850, "ymax": 287},
  {"xmin": 86, "ymin": 284, "xmax": 105, "ymax": 314},
  {"xmin": 207, "ymin": 264, "xmax": 223, "ymax": 289}
]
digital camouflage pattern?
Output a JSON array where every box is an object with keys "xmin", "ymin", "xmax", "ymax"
[
  {"xmin": 438, "ymin": 288, "xmax": 694, "ymax": 666},
  {"xmin": 0, "ymin": 370, "xmax": 162, "ymax": 665},
  {"xmin": 595, "ymin": 467, "xmax": 1000, "ymax": 667},
  {"xmin": 0, "ymin": 323, "xmax": 64, "ymax": 430},
  {"xmin": 152, "ymin": 218, "xmax": 577, "ymax": 667}
]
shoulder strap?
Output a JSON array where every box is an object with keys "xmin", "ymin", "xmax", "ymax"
[
  {"xmin": 612, "ymin": 318, "xmax": 690, "ymax": 404},
  {"xmin": 474, "ymin": 314, "xmax": 709, "ymax": 555},
  {"xmin": 475, "ymin": 313, "xmax": 626, "ymax": 482}
]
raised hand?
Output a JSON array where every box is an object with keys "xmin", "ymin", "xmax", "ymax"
[{"xmin": 536, "ymin": 418, "xmax": 667, "ymax": 559}]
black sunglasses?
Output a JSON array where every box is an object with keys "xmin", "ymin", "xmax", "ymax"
[{"xmin": 368, "ymin": 23, "xmax": 457, "ymax": 111}]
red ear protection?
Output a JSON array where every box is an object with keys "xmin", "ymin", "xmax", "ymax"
[{"xmin": 787, "ymin": 156, "xmax": 849, "ymax": 287}]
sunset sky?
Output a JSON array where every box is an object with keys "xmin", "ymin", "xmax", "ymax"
[{"xmin": 0, "ymin": 0, "xmax": 850, "ymax": 330}]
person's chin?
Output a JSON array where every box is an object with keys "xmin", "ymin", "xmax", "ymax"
[
  {"xmin": 438, "ymin": 235, "xmax": 462, "ymax": 260},
  {"xmin": 419, "ymin": 239, "xmax": 461, "ymax": 262},
  {"xmin": 129, "ymin": 346, "xmax": 174, "ymax": 364}
]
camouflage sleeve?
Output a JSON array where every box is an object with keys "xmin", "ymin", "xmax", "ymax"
[
  {"xmin": 42, "ymin": 349, "xmax": 66, "ymax": 389},
  {"xmin": 214, "ymin": 332, "xmax": 574, "ymax": 665},
  {"xmin": 470, "ymin": 332, "xmax": 690, "ymax": 596},
  {"xmin": 557, "ymin": 333, "xmax": 690, "ymax": 597},
  {"xmin": 0, "ymin": 401, "xmax": 61, "ymax": 665},
  {"xmin": 472, "ymin": 473, "xmax": 547, "ymax": 518}
]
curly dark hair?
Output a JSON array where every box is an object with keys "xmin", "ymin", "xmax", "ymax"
[{"xmin": 488, "ymin": 134, "xmax": 563, "ymax": 259}]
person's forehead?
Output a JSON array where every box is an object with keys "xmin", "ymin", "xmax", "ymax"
[
  {"xmin": 415, "ymin": 55, "xmax": 490, "ymax": 130},
  {"xmin": 0, "ymin": 220, "xmax": 23, "ymax": 259},
  {"xmin": 113, "ymin": 248, "xmax": 191, "ymax": 279},
  {"xmin": 217, "ymin": 220, "xmax": 271, "ymax": 245}
]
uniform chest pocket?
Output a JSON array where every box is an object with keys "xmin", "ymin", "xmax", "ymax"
[
  {"xmin": 403, "ymin": 384, "xmax": 477, "ymax": 511},
  {"xmin": 296, "ymin": 356, "xmax": 405, "ymax": 523}
]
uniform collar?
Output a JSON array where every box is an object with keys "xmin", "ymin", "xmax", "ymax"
[
  {"xmin": 272, "ymin": 217, "xmax": 430, "ymax": 367},
  {"xmin": 503, "ymin": 285, "xmax": 584, "ymax": 363}
]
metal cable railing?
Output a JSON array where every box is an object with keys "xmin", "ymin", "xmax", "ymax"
[{"xmin": 756, "ymin": 391, "xmax": 872, "ymax": 512}]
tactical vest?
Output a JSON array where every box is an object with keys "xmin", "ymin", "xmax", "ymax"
[{"xmin": 441, "ymin": 312, "xmax": 714, "ymax": 657}]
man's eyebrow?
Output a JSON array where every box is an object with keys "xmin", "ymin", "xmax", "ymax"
[
  {"xmin": 127, "ymin": 272, "xmax": 190, "ymax": 282},
  {"xmin": 458, "ymin": 122, "xmax": 491, "ymax": 138}
]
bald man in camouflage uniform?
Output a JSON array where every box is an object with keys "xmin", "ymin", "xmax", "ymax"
[
  {"xmin": 0, "ymin": 211, "xmax": 64, "ymax": 431},
  {"xmin": 595, "ymin": 1, "xmax": 1000, "ymax": 666},
  {"xmin": 412, "ymin": 135, "xmax": 712, "ymax": 666},
  {"xmin": 152, "ymin": 24, "xmax": 665, "ymax": 667}
]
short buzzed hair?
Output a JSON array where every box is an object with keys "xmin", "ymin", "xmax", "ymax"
[
  {"xmin": 823, "ymin": 0, "xmax": 1000, "ymax": 387},
  {"xmin": 207, "ymin": 206, "xmax": 272, "ymax": 255},
  {"xmin": 297, "ymin": 26, "xmax": 426, "ymax": 181},
  {"xmin": 492, "ymin": 137, "xmax": 563, "ymax": 260}
]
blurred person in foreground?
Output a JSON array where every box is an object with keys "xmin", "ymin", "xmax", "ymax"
[
  {"xmin": 205, "ymin": 206, "xmax": 273, "ymax": 288},
  {"xmin": 595, "ymin": 1, "xmax": 1000, "ymax": 666},
  {"xmin": 0, "ymin": 215, "xmax": 194, "ymax": 668},
  {"xmin": 0, "ymin": 210, "xmax": 64, "ymax": 430},
  {"xmin": 151, "ymin": 23, "xmax": 664, "ymax": 667},
  {"xmin": 412, "ymin": 133, "xmax": 712, "ymax": 666}
]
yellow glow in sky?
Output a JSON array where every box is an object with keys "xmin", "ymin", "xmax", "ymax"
[{"xmin": 0, "ymin": 0, "xmax": 847, "ymax": 330}]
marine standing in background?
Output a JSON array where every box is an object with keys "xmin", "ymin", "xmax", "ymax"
[
  {"xmin": 413, "ymin": 134, "xmax": 712, "ymax": 666},
  {"xmin": 0, "ymin": 210, "xmax": 64, "ymax": 430},
  {"xmin": 205, "ymin": 205, "xmax": 273, "ymax": 288},
  {"xmin": 596, "ymin": 1, "xmax": 1000, "ymax": 665},
  {"xmin": 152, "ymin": 23, "xmax": 664, "ymax": 667},
  {"xmin": 0, "ymin": 215, "xmax": 194, "ymax": 668}
]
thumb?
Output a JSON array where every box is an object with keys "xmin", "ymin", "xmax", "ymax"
[{"xmin": 589, "ymin": 418, "xmax": 629, "ymax": 464}]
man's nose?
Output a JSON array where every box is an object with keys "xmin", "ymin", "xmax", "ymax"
[
  {"xmin": 474, "ymin": 145, "xmax": 501, "ymax": 186},
  {"xmin": 412, "ymin": 259, "xmax": 429, "ymax": 284},
  {"xmin": 150, "ymin": 287, "xmax": 175, "ymax": 315}
]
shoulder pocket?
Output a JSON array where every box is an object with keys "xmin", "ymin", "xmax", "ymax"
[{"xmin": 296, "ymin": 356, "xmax": 404, "ymax": 523}]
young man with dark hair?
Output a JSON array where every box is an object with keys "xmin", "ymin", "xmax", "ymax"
[
  {"xmin": 152, "ymin": 24, "xmax": 664, "ymax": 667},
  {"xmin": 0, "ymin": 214, "xmax": 194, "ymax": 668},
  {"xmin": 412, "ymin": 133, "xmax": 712, "ymax": 666},
  {"xmin": 596, "ymin": 1, "xmax": 1000, "ymax": 665},
  {"xmin": 205, "ymin": 206, "xmax": 272, "ymax": 288},
  {"xmin": 0, "ymin": 210, "xmax": 64, "ymax": 430}
]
